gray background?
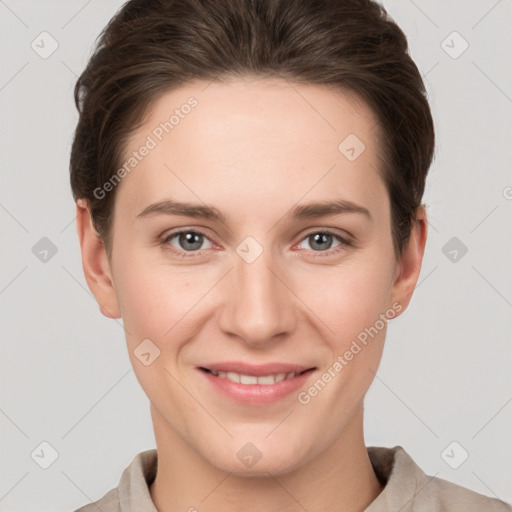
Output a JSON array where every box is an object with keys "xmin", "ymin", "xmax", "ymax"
[{"xmin": 1, "ymin": 0, "xmax": 511, "ymax": 510}]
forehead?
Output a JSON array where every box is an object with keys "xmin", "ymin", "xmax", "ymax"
[{"xmin": 114, "ymin": 77, "xmax": 387, "ymax": 220}]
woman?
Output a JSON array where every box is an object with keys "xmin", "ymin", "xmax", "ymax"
[{"xmin": 70, "ymin": 0, "xmax": 512, "ymax": 510}]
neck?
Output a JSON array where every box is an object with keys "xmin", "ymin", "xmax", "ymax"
[{"xmin": 149, "ymin": 404, "xmax": 384, "ymax": 512}]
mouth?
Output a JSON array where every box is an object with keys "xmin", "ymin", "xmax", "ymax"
[
  {"xmin": 198, "ymin": 367, "xmax": 316, "ymax": 386},
  {"xmin": 197, "ymin": 363, "xmax": 318, "ymax": 405}
]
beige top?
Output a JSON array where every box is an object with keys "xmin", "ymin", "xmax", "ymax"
[{"xmin": 74, "ymin": 445, "xmax": 512, "ymax": 511}]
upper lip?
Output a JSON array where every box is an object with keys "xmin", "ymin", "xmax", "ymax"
[{"xmin": 199, "ymin": 361, "xmax": 316, "ymax": 376}]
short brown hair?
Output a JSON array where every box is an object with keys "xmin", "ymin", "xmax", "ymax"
[{"xmin": 69, "ymin": 0, "xmax": 435, "ymax": 260}]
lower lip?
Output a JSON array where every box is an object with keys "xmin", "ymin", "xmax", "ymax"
[{"xmin": 198, "ymin": 368, "xmax": 316, "ymax": 406}]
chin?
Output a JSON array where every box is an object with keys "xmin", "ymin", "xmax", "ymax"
[{"xmin": 203, "ymin": 438, "xmax": 310, "ymax": 477}]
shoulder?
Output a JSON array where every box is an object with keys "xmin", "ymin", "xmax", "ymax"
[
  {"xmin": 73, "ymin": 487, "xmax": 120, "ymax": 512},
  {"xmin": 72, "ymin": 449, "xmax": 157, "ymax": 512},
  {"xmin": 366, "ymin": 445, "xmax": 512, "ymax": 512},
  {"xmin": 424, "ymin": 474, "xmax": 512, "ymax": 511}
]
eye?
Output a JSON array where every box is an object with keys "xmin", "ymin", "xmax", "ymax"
[
  {"xmin": 162, "ymin": 229, "xmax": 214, "ymax": 256},
  {"xmin": 296, "ymin": 230, "xmax": 351, "ymax": 256},
  {"xmin": 160, "ymin": 228, "xmax": 352, "ymax": 258}
]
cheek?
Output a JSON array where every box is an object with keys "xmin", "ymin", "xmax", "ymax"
[
  {"xmin": 296, "ymin": 256, "xmax": 394, "ymax": 333},
  {"xmin": 115, "ymin": 262, "xmax": 198, "ymax": 399},
  {"xmin": 295, "ymin": 264, "xmax": 393, "ymax": 421},
  {"xmin": 113, "ymin": 254, "xmax": 216, "ymax": 351},
  {"xmin": 113, "ymin": 257, "xmax": 175, "ymax": 340}
]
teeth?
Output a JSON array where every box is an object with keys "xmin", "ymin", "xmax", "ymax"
[
  {"xmin": 209, "ymin": 370, "xmax": 301, "ymax": 385},
  {"xmin": 240, "ymin": 374, "xmax": 258, "ymax": 384}
]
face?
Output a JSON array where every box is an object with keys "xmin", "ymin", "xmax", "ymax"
[{"xmin": 79, "ymin": 77, "xmax": 425, "ymax": 476}]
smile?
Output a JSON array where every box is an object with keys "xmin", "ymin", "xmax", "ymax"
[
  {"xmin": 202, "ymin": 368, "xmax": 309, "ymax": 385},
  {"xmin": 198, "ymin": 366, "xmax": 316, "ymax": 405}
]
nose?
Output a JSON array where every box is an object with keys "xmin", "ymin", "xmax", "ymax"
[{"xmin": 218, "ymin": 244, "xmax": 296, "ymax": 348}]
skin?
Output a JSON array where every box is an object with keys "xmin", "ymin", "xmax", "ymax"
[{"xmin": 76, "ymin": 77, "xmax": 427, "ymax": 512}]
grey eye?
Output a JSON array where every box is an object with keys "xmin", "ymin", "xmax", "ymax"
[
  {"xmin": 298, "ymin": 232, "xmax": 342, "ymax": 252},
  {"xmin": 166, "ymin": 231, "xmax": 213, "ymax": 252}
]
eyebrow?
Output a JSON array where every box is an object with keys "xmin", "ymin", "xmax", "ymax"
[
  {"xmin": 287, "ymin": 199, "xmax": 372, "ymax": 221},
  {"xmin": 136, "ymin": 198, "xmax": 372, "ymax": 223}
]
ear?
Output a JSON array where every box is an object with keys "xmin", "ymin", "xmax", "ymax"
[
  {"xmin": 389, "ymin": 206, "xmax": 428, "ymax": 314},
  {"xmin": 75, "ymin": 199, "xmax": 121, "ymax": 319}
]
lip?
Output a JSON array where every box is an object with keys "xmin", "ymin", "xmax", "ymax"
[
  {"xmin": 197, "ymin": 362, "xmax": 317, "ymax": 406},
  {"xmin": 198, "ymin": 361, "xmax": 315, "ymax": 376}
]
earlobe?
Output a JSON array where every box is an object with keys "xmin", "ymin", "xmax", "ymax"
[
  {"xmin": 390, "ymin": 206, "xmax": 428, "ymax": 313},
  {"xmin": 75, "ymin": 199, "xmax": 121, "ymax": 319}
]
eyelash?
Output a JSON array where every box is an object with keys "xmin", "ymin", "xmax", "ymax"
[{"xmin": 160, "ymin": 228, "xmax": 353, "ymax": 259}]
